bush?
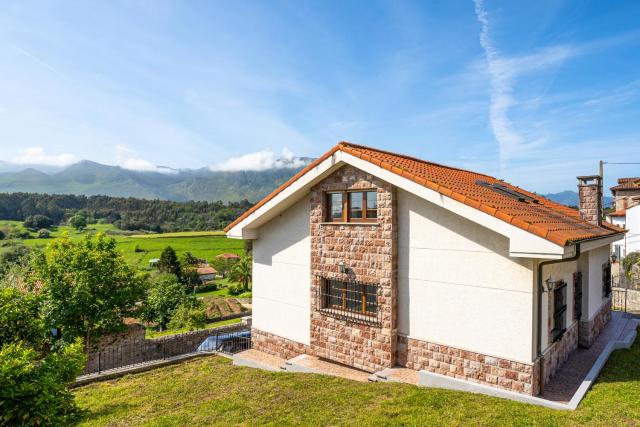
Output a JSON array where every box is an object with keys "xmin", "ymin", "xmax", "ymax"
[
  {"xmin": 23, "ymin": 214, "xmax": 53, "ymax": 230},
  {"xmin": 623, "ymin": 251, "xmax": 640, "ymax": 277},
  {"xmin": 0, "ymin": 340, "xmax": 86, "ymax": 426},
  {"xmin": 0, "ymin": 230, "xmax": 4, "ymax": 240},
  {"xmin": 166, "ymin": 303, "xmax": 206, "ymax": 331},
  {"xmin": 227, "ymin": 283, "xmax": 245, "ymax": 296},
  {"xmin": 37, "ymin": 228, "xmax": 51, "ymax": 238},
  {"xmin": 68, "ymin": 214, "xmax": 87, "ymax": 230},
  {"xmin": 134, "ymin": 244, "xmax": 144, "ymax": 253},
  {"xmin": 0, "ymin": 288, "xmax": 45, "ymax": 349},
  {"xmin": 195, "ymin": 282, "xmax": 218, "ymax": 293},
  {"xmin": 139, "ymin": 274, "xmax": 197, "ymax": 330}
]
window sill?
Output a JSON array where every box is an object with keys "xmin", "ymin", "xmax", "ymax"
[
  {"xmin": 319, "ymin": 222, "xmax": 378, "ymax": 226},
  {"xmin": 318, "ymin": 308, "xmax": 380, "ymax": 326}
]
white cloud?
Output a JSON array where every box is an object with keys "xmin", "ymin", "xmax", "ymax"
[
  {"xmin": 10, "ymin": 146, "xmax": 77, "ymax": 166},
  {"xmin": 473, "ymin": 0, "xmax": 575, "ymax": 165},
  {"xmin": 115, "ymin": 145, "xmax": 175, "ymax": 173},
  {"xmin": 210, "ymin": 147, "xmax": 307, "ymax": 172}
]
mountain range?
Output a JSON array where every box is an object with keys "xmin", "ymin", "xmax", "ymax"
[{"xmin": 0, "ymin": 160, "xmax": 613, "ymax": 206}]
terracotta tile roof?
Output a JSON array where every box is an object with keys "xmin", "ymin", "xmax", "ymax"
[
  {"xmin": 611, "ymin": 177, "xmax": 640, "ymax": 191},
  {"xmin": 226, "ymin": 142, "xmax": 624, "ymax": 247},
  {"xmin": 607, "ymin": 210, "xmax": 626, "ymax": 217},
  {"xmin": 197, "ymin": 266, "xmax": 217, "ymax": 275},
  {"xmin": 216, "ymin": 253, "xmax": 240, "ymax": 259}
]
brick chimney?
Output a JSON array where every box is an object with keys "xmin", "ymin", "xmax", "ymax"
[{"xmin": 577, "ymin": 175, "xmax": 603, "ymax": 226}]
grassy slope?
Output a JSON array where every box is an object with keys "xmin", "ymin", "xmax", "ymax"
[
  {"xmin": 74, "ymin": 331, "xmax": 640, "ymax": 426},
  {"xmin": 1, "ymin": 220, "xmax": 244, "ymax": 269},
  {"xmin": 145, "ymin": 318, "xmax": 242, "ymax": 339}
]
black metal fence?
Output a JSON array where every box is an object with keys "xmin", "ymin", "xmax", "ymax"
[{"xmin": 84, "ymin": 324, "xmax": 251, "ymax": 375}]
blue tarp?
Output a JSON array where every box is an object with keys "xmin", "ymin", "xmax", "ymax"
[{"xmin": 197, "ymin": 330, "xmax": 251, "ymax": 352}]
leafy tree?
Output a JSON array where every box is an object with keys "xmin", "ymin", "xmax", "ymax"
[
  {"xmin": 37, "ymin": 228, "xmax": 51, "ymax": 238},
  {"xmin": 0, "ymin": 244, "xmax": 32, "ymax": 280},
  {"xmin": 166, "ymin": 302, "xmax": 206, "ymax": 331},
  {"xmin": 229, "ymin": 255, "xmax": 252, "ymax": 291},
  {"xmin": 0, "ymin": 339, "xmax": 85, "ymax": 426},
  {"xmin": 181, "ymin": 266, "xmax": 201, "ymax": 291},
  {"xmin": 211, "ymin": 256, "xmax": 235, "ymax": 279},
  {"xmin": 31, "ymin": 233, "xmax": 148, "ymax": 348},
  {"xmin": 180, "ymin": 251, "xmax": 200, "ymax": 266},
  {"xmin": 23, "ymin": 214, "xmax": 53, "ymax": 230},
  {"xmin": 139, "ymin": 274, "xmax": 198, "ymax": 330},
  {"xmin": 158, "ymin": 246, "xmax": 181, "ymax": 277},
  {"xmin": 68, "ymin": 214, "xmax": 87, "ymax": 230},
  {"xmin": 0, "ymin": 288, "xmax": 45, "ymax": 349}
]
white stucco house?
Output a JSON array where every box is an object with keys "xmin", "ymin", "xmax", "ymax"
[{"xmin": 225, "ymin": 142, "xmax": 624, "ymax": 396}]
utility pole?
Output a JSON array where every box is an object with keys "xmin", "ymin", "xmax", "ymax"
[{"xmin": 599, "ymin": 160, "xmax": 604, "ymax": 178}]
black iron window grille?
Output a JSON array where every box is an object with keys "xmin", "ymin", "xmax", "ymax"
[
  {"xmin": 551, "ymin": 280, "xmax": 567, "ymax": 342},
  {"xmin": 318, "ymin": 277, "xmax": 381, "ymax": 325},
  {"xmin": 602, "ymin": 262, "xmax": 612, "ymax": 298},
  {"xmin": 574, "ymin": 271, "xmax": 583, "ymax": 321}
]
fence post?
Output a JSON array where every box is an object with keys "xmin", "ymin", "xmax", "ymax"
[{"xmin": 98, "ymin": 351, "xmax": 101, "ymax": 374}]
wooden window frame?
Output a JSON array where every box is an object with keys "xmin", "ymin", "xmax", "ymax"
[
  {"xmin": 325, "ymin": 190, "xmax": 377, "ymax": 223},
  {"xmin": 320, "ymin": 278, "xmax": 378, "ymax": 318},
  {"xmin": 602, "ymin": 262, "xmax": 612, "ymax": 298},
  {"xmin": 551, "ymin": 280, "xmax": 567, "ymax": 343}
]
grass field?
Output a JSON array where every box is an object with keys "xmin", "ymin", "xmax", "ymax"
[
  {"xmin": 0, "ymin": 220, "xmax": 244, "ymax": 269},
  {"xmin": 74, "ymin": 329, "xmax": 640, "ymax": 426}
]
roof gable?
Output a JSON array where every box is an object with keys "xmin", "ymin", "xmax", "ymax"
[{"xmin": 226, "ymin": 142, "xmax": 623, "ymax": 248}]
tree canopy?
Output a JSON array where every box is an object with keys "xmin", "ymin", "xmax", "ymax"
[{"xmin": 31, "ymin": 233, "xmax": 148, "ymax": 347}]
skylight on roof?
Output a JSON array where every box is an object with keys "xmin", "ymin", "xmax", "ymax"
[{"xmin": 475, "ymin": 180, "xmax": 540, "ymax": 204}]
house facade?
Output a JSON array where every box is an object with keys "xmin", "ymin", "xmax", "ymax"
[
  {"xmin": 607, "ymin": 178, "xmax": 640, "ymax": 259},
  {"xmin": 226, "ymin": 143, "xmax": 623, "ymax": 396}
]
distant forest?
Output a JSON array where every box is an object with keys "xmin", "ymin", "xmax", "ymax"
[{"xmin": 0, "ymin": 192, "xmax": 253, "ymax": 232}]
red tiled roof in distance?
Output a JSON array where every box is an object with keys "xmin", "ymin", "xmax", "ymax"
[
  {"xmin": 225, "ymin": 142, "xmax": 624, "ymax": 247},
  {"xmin": 607, "ymin": 210, "xmax": 626, "ymax": 217},
  {"xmin": 611, "ymin": 177, "xmax": 640, "ymax": 191}
]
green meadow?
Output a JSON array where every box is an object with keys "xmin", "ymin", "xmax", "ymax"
[{"xmin": 0, "ymin": 220, "xmax": 244, "ymax": 269}]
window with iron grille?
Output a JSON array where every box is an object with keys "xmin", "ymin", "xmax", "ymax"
[
  {"xmin": 551, "ymin": 280, "xmax": 567, "ymax": 342},
  {"xmin": 574, "ymin": 271, "xmax": 583, "ymax": 321},
  {"xmin": 602, "ymin": 262, "xmax": 612, "ymax": 298},
  {"xmin": 325, "ymin": 190, "xmax": 377, "ymax": 223},
  {"xmin": 319, "ymin": 278, "xmax": 380, "ymax": 324}
]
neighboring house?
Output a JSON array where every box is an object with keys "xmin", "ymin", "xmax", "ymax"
[
  {"xmin": 226, "ymin": 142, "xmax": 624, "ymax": 396},
  {"xmin": 611, "ymin": 177, "xmax": 640, "ymax": 211},
  {"xmin": 606, "ymin": 178, "xmax": 640, "ymax": 260},
  {"xmin": 196, "ymin": 265, "xmax": 218, "ymax": 282},
  {"xmin": 217, "ymin": 253, "xmax": 240, "ymax": 261}
]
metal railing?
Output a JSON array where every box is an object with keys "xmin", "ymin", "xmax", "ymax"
[
  {"xmin": 84, "ymin": 324, "xmax": 251, "ymax": 375},
  {"xmin": 317, "ymin": 277, "xmax": 382, "ymax": 325}
]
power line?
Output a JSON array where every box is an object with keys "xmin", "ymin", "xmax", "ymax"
[{"xmin": 603, "ymin": 162, "xmax": 640, "ymax": 165}]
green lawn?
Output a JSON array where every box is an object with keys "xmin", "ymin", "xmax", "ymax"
[
  {"xmin": 1, "ymin": 220, "xmax": 244, "ymax": 269},
  {"xmin": 195, "ymin": 278, "xmax": 252, "ymax": 299},
  {"xmin": 74, "ymin": 330, "xmax": 640, "ymax": 426},
  {"xmin": 145, "ymin": 318, "xmax": 242, "ymax": 339}
]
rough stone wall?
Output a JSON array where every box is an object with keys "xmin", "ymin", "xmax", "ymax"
[
  {"xmin": 397, "ymin": 336, "xmax": 538, "ymax": 395},
  {"xmin": 579, "ymin": 298, "xmax": 612, "ymax": 348},
  {"xmin": 309, "ymin": 165, "xmax": 397, "ymax": 373},
  {"xmin": 542, "ymin": 320, "xmax": 579, "ymax": 385},
  {"xmin": 85, "ymin": 323, "xmax": 247, "ymax": 374},
  {"xmin": 251, "ymin": 328, "xmax": 311, "ymax": 360}
]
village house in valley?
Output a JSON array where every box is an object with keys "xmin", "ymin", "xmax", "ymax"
[
  {"xmin": 607, "ymin": 177, "xmax": 640, "ymax": 259},
  {"xmin": 225, "ymin": 142, "xmax": 624, "ymax": 396}
]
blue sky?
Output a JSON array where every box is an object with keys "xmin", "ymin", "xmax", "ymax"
[{"xmin": 1, "ymin": 0, "xmax": 639, "ymax": 193}]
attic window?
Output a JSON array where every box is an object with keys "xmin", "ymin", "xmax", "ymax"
[{"xmin": 476, "ymin": 180, "xmax": 540, "ymax": 203}]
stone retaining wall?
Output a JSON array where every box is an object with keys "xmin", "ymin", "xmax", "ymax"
[
  {"xmin": 85, "ymin": 323, "xmax": 247, "ymax": 374},
  {"xmin": 397, "ymin": 335, "xmax": 539, "ymax": 395}
]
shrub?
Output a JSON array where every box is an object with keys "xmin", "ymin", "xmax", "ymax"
[
  {"xmin": 139, "ymin": 274, "xmax": 197, "ymax": 330},
  {"xmin": 227, "ymin": 283, "xmax": 245, "ymax": 296},
  {"xmin": 166, "ymin": 303, "xmax": 206, "ymax": 331},
  {"xmin": 623, "ymin": 251, "xmax": 640, "ymax": 275},
  {"xmin": 0, "ymin": 230, "xmax": 4, "ymax": 240},
  {"xmin": 134, "ymin": 244, "xmax": 144, "ymax": 253},
  {"xmin": 0, "ymin": 288, "xmax": 45, "ymax": 349},
  {"xmin": 0, "ymin": 339, "xmax": 85, "ymax": 426},
  {"xmin": 23, "ymin": 214, "xmax": 53, "ymax": 230},
  {"xmin": 68, "ymin": 214, "xmax": 87, "ymax": 230},
  {"xmin": 37, "ymin": 228, "xmax": 51, "ymax": 238}
]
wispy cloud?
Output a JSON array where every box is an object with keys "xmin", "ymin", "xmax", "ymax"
[
  {"xmin": 210, "ymin": 147, "xmax": 308, "ymax": 172},
  {"xmin": 10, "ymin": 146, "xmax": 77, "ymax": 166},
  {"xmin": 115, "ymin": 145, "xmax": 176, "ymax": 173},
  {"xmin": 473, "ymin": 0, "xmax": 575, "ymax": 166}
]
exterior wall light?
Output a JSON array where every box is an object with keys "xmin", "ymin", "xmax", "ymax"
[
  {"xmin": 544, "ymin": 277, "xmax": 558, "ymax": 292},
  {"xmin": 338, "ymin": 261, "xmax": 347, "ymax": 274}
]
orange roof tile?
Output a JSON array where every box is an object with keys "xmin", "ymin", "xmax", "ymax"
[
  {"xmin": 226, "ymin": 142, "xmax": 625, "ymax": 247},
  {"xmin": 611, "ymin": 177, "xmax": 640, "ymax": 191},
  {"xmin": 607, "ymin": 210, "xmax": 626, "ymax": 217}
]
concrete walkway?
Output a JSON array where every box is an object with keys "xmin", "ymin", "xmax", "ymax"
[{"xmin": 541, "ymin": 311, "xmax": 638, "ymax": 403}]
